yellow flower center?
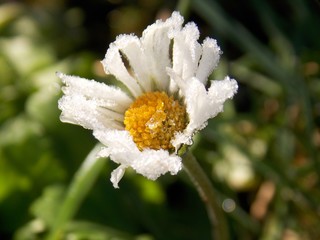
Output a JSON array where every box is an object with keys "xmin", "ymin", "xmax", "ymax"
[{"xmin": 124, "ymin": 91, "xmax": 187, "ymax": 151}]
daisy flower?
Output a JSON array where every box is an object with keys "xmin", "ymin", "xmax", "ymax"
[{"xmin": 57, "ymin": 11, "xmax": 238, "ymax": 188}]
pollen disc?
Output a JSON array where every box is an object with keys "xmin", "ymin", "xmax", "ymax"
[{"xmin": 124, "ymin": 91, "xmax": 187, "ymax": 151}]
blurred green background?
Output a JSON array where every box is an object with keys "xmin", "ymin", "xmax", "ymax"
[{"xmin": 0, "ymin": 0, "xmax": 319, "ymax": 239}]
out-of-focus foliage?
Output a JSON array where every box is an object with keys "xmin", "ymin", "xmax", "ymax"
[{"xmin": 0, "ymin": 0, "xmax": 319, "ymax": 239}]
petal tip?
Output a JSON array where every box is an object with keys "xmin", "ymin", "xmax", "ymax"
[{"xmin": 56, "ymin": 71, "xmax": 65, "ymax": 79}]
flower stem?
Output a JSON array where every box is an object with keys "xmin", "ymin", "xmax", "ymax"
[
  {"xmin": 182, "ymin": 151, "xmax": 229, "ymax": 240},
  {"xmin": 46, "ymin": 144, "xmax": 105, "ymax": 240}
]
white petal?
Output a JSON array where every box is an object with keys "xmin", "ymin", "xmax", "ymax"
[
  {"xmin": 171, "ymin": 22, "xmax": 202, "ymax": 85},
  {"xmin": 110, "ymin": 166, "xmax": 127, "ymax": 188},
  {"xmin": 58, "ymin": 95, "xmax": 124, "ymax": 130},
  {"xmin": 57, "ymin": 72, "xmax": 132, "ymax": 113},
  {"xmin": 94, "ymin": 130, "xmax": 140, "ymax": 165},
  {"xmin": 97, "ymin": 107, "xmax": 124, "ymax": 122},
  {"xmin": 93, "ymin": 129, "xmax": 182, "ymax": 187},
  {"xmin": 171, "ymin": 132, "xmax": 193, "ymax": 151},
  {"xmin": 208, "ymin": 76, "xmax": 238, "ymax": 104},
  {"xmin": 102, "ymin": 41, "xmax": 143, "ymax": 98},
  {"xmin": 184, "ymin": 77, "xmax": 237, "ymax": 134},
  {"xmin": 57, "ymin": 73, "xmax": 132, "ymax": 130},
  {"xmin": 113, "ymin": 35, "xmax": 153, "ymax": 92},
  {"xmin": 131, "ymin": 149, "xmax": 182, "ymax": 180},
  {"xmin": 141, "ymin": 11, "xmax": 184, "ymax": 91},
  {"xmin": 196, "ymin": 38, "xmax": 221, "ymax": 84},
  {"xmin": 168, "ymin": 69, "xmax": 238, "ymax": 148}
]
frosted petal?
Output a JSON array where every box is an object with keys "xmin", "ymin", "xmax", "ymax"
[
  {"xmin": 141, "ymin": 11, "xmax": 183, "ymax": 91},
  {"xmin": 102, "ymin": 42, "xmax": 143, "ymax": 98},
  {"xmin": 196, "ymin": 38, "xmax": 221, "ymax": 84},
  {"xmin": 131, "ymin": 149, "xmax": 182, "ymax": 180},
  {"xmin": 171, "ymin": 22, "xmax": 202, "ymax": 83},
  {"xmin": 113, "ymin": 35, "xmax": 153, "ymax": 92},
  {"xmin": 58, "ymin": 95, "xmax": 124, "ymax": 130},
  {"xmin": 111, "ymin": 166, "xmax": 127, "ymax": 188},
  {"xmin": 57, "ymin": 72, "xmax": 132, "ymax": 113},
  {"xmin": 208, "ymin": 76, "xmax": 239, "ymax": 104},
  {"xmin": 94, "ymin": 130, "xmax": 139, "ymax": 162},
  {"xmin": 168, "ymin": 69, "xmax": 238, "ymax": 149},
  {"xmin": 93, "ymin": 129, "xmax": 182, "ymax": 187}
]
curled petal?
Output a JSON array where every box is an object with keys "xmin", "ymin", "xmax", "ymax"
[
  {"xmin": 102, "ymin": 41, "xmax": 143, "ymax": 98},
  {"xmin": 208, "ymin": 76, "xmax": 239, "ymax": 104},
  {"xmin": 114, "ymin": 35, "xmax": 153, "ymax": 92},
  {"xmin": 111, "ymin": 166, "xmax": 127, "ymax": 188}
]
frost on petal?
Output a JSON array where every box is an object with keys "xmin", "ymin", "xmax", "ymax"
[
  {"xmin": 171, "ymin": 22, "xmax": 202, "ymax": 88},
  {"xmin": 113, "ymin": 35, "xmax": 153, "ymax": 92},
  {"xmin": 185, "ymin": 77, "xmax": 238, "ymax": 134},
  {"xmin": 141, "ymin": 11, "xmax": 184, "ymax": 91},
  {"xmin": 196, "ymin": 38, "xmax": 221, "ymax": 84},
  {"xmin": 131, "ymin": 149, "xmax": 182, "ymax": 180},
  {"xmin": 102, "ymin": 41, "xmax": 143, "ymax": 98},
  {"xmin": 59, "ymin": 95, "xmax": 123, "ymax": 130},
  {"xmin": 94, "ymin": 129, "xmax": 140, "ymax": 165},
  {"xmin": 57, "ymin": 72, "xmax": 131, "ymax": 130},
  {"xmin": 171, "ymin": 131, "xmax": 194, "ymax": 152},
  {"xmin": 168, "ymin": 69, "xmax": 238, "ymax": 148},
  {"xmin": 208, "ymin": 76, "xmax": 239, "ymax": 105},
  {"xmin": 93, "ymin": 129, "xmax": 182, "ymax": 187},
  {"xmin": 57, "ymin": 72, "xmax": 132, "ymax": 113},
  {"xmin": 103, "ymin": 12, "xmax": 185, "ymax": 94}
]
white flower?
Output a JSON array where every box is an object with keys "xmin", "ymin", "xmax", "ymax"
[{"xmin": 57, "ymin": 11, "xmax": 238, "ymax": 188}]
